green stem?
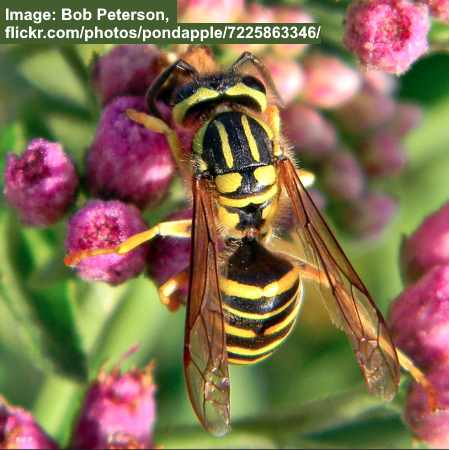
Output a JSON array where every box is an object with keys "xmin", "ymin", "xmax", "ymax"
[{"xmin": 32, "ymin": 374, "xmax": 84, "ymax": 446}]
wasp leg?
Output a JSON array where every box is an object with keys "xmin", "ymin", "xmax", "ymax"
[
  {"xmin": 145, "ymin": 59, "xmax": 199, "ymax": 118},
  {"xmin": 265, "ymin": 104, "xmax": 282, "ymax": 158},
  {"xmin": 290, "ymin": 254, "xmax": 436, "ymax": 407},
  {"xmin": 396, "ymin": 349, "xmax": 438, "ymax": 411},
  {"xmin": 65, "ymin": 219, "xmax": 191, "ymax": 266},
  {"xmin": 297, "ymin": 169, "xmax": 315, "ymax": 189},
  {"xmin": 126, "ymin": 109, "xmax": 190, "ymax": 179},
  {"xmin": 158, "ymin": 270, "xmax": 189, "ymax": 312}
]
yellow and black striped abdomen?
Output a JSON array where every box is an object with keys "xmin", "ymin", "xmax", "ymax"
[{"xmin": 221, "ymin": 239, "xmax": 302, "ymax": 365}]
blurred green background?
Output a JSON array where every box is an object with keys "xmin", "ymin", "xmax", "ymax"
[{"xmin": 1, "ymin": 39, "xmax": 449, "ymax": 449}]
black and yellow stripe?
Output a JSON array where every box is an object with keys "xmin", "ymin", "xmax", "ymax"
[
  {"xmin": 194, "ymin": 111, "xmax": 274, "ymax": 175},
  {"xmin": 181, "ymin": 69, "xmax": 300, "ymax": 365},
  {"xmin": 193, "ymin": 110, "xmax": 279, "ymax": 234},
  {"xmin": 220, "ymin": 240, "xmax": 302, "ymax": 365},
  {"xmin": 172, "ymin": 73, "xmax": 268, "ymax": 124}
]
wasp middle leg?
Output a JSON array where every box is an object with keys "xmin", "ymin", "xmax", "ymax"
[
  {"xmin": 158, "ymin": 270, "xmax": 189, "ymax": 312},
  {"xmin": 285, "ymin": 249, "xmax": 437, "ymax": 408}
]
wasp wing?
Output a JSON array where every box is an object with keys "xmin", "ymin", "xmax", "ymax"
[
  {"xmin": 279, "ymin": 158, "xmax": 400, "ymax": 400},
  {"xmin": 184, "ymin": 178, "xmax": 230, "ymax": 436}
]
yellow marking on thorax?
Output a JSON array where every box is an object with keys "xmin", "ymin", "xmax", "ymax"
[
  {"xmin": 217, "ymin": 206, "xmax": 240, "ymax": 229},
  {"xmin": 262, "ymin": 199, "xmax": 278, "ymax": 221},
  {"xmin": 251, "ymin": 116, "xmax": 273, "ymax": 140},
  {"xmin": 215, "ymin": 172, "xmax": 242, "ymax": 193},
  {"xmin": 218, "ymin": 183, "xmax": 278, "ymax": 208},
  {"xmin": 172, "ymin": 87, "xmax": 220, "ymax": 124},
  {"xmin": 220, "ymin": 267, "xmax": 299, "ymax": 300},
  {"xmin": 225, "ymin": 83, "xmax": 268, "ymax": 112},
  {"xmin": 197, "ymin": 158, "xmax": 207, "ymax": 173},
  {"xmin": 241, "ymin": 115, "xmax": 260, "ymax": 162},
  {"xmin": 214, "ymin": 121, "xmax": 234, "ymax": 169},
  {"xmin": 253, "ymin": 165, "xmax": 276, "ymax": 186}
]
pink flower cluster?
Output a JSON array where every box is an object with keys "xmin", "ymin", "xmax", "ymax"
[
  {"xmin": 388, "ymin": 202, "xmax": 449, "ymax": 447},
  {"xmin": 4, "ymin": 139, "xmax": 78, "ymax": 227},
  {"xmin": 0, "ymin": 361, "xmax": 156, "ymax": 449},
  {"xmin": 282, "ymin": 61, "xmax": 421, "ymax": 239},
  {"xmin": 344, "ymin": 0, "xmax": 430, "ymax": 74}
]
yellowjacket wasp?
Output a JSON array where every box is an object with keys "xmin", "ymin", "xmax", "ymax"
[{"xmin": 66, "ymin": 46, "xmax": 432, "ymax": 436}]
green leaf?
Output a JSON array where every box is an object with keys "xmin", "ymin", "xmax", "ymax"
[
  {"xmin": 156, "ymin": 388, "xmax": 401, "ymax": 449},
  {"xmin": 161, "ymin": 432, "xmax": 278, "ymax": 449},
  {"xmin": 19, "ymin": 48, "xmax": 88, "ymax": 107},
  {"xmin": 46, "ymin": 114, "xmax": 96, "ymax": 167},
  {"xmin": 27, "ymin": 250, "xmax": 73, "ymax": 289},
  {"xmin": 0, "ymin": 212, "xmax": 87, "ymax": 381},
  {"xmin": 304, "ymin": 413, "xmax": 411, "ymax": 448},
  {"xmin": 87, "ymin": 276, "xmax": 168, "ymax": 376},
  {"xmin": 0, "ymin": 123, "xmax": 26, "ymax": 183}
]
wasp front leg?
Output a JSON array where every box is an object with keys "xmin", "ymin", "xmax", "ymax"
[
  {"xmin": 126, "ymin": 109, "xmax": 190, "ymax": 180},
  {"xmin": 65, "ymin": 219, "xmax": 191, "ymax": 266}
]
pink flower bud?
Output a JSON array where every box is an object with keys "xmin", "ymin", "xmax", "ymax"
[
  {"xmin": 65, "ymin": 200, "xmax": 148, "ymax": 285},
  {"xmin": 422, "ymin": 0, "xmax": 449, "ymax": 22},
  {"xmin": 179, "ymin": 0, "xmax": 244, "ymax": 23},
  {"xmin": 362, "ymin": 70, "xmax": 398, "ymax": 95},
  {"xmin": 301, "ymin": 54, "xmax": 361, "ymax": 109},
  {"xmin": 271, "ymin": 6, "xmax": 314, "ymax": 58},
  {"xmin": 388, "ymin": 102, "xmax": 423, "ymax": 136},
  {"xmin": 263, "ymin": 56, "xmax": 304, "ymax": 104},
  {"xmin": 71, "ymin": 364, "xmax": 156, "ymax": 449},
  {"xmin": 389, "ymin": 265, "xmax": 449, "ymax": 370},
  {"xmin": 87, "ymin": 96, "xmax": 175, "ymax": 209},
  {"xmin": 147, "ymin": 208, "xmax": 192, "ymax": 290},
  {"xmin": 4, "ymin": 138, "xmax": 78, "ymax": 227},
  {"xmin": 344, "ymin": 0, "xmax": 430, "ymax": 74},
  {"xmin": 405, "ymin": 364, "xmax": 449, "ymax": 448},
  {"xmin": 322, "ymin": 150, "xmax": 366, "ymax": 201},
  {"xmin": 282, "ymin": 104, "xmax": 338, "ymax": 160},
  {"xmin": 0, "ymin": 398, "xmax": 58, "ymax": 449},
  {"xmin": 340, "ymin": 192, "xmax": 398, "ymax": 238},
  {"xmin": 401, "ymin": 202, "xmax": 449, "ymax": 283},
  {"xmin": 359, "ymin": 130, "xmax": 407, "ymax": 177},
  {"xmin": 335, "ymin": 90, "xmax": 396, "ymax": 134},
  {"xmin": 92, "ymin": 45, "xmax": 164, "ymax": 105}
]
